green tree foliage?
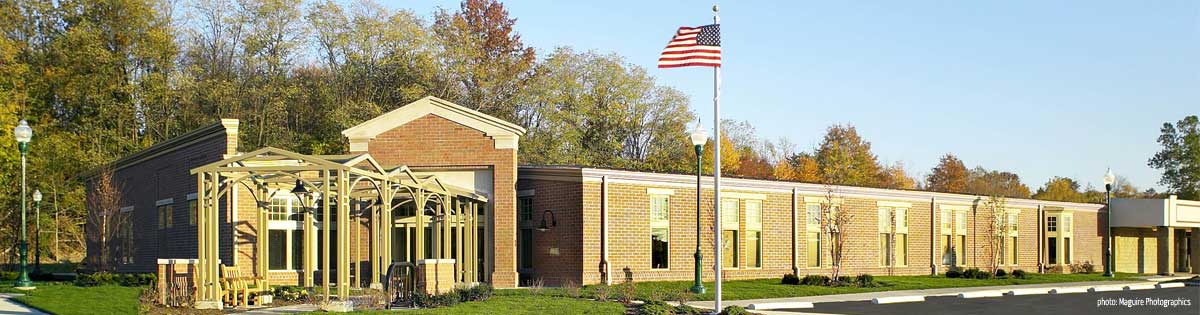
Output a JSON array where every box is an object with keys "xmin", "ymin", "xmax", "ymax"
[
  {"xmin": 965, "ymin": 167, "xmax": 1031, "ymax": 198},
  {"xmin": 1148, "ymin": 115, "xmax": 1200, "ymax": 200},
  {"xmin": 1032, "ymin": 177, "xmax": 1086, "ymax": 203},
  {"xmin": 812, "ymin": 124, "xmax": 882, "ymax": 187}
]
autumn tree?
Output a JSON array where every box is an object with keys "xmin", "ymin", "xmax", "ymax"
[
  {"xmin": 1148, "ymin": 115, "xmax": 1200, "ymax": 200},
  {"xmin": 983, "ymin": 196, "xmax": 1009, "ymax": 275},
  {"xmin": 926, "ymin": 154, "xmax": 969, "ymax": 193},
  {"xmin": 813, "ymin": 124, "xmax": 882, "ymax": 187},
  {"xmin": 817, "ymin": 186, "xmax": 851, "ymax": 283},
  {"xmin": 1032, "ymin": 177, "xmax": 1086, "ymax": 202},
  {"xmin": 878, "ymin": 162, "xmax": 917, "ymax": 190},
  {"xmin": 433, "ymin": 0, "xmax": 536, "ymax": 121},
  {"xmin": 775, "ymin": 153, "xmax": 820, "ymax": 183},
  {"xmin": 85, "ymin": 170, "xmax": 125, "ymax": 272},
  {"xmin": 965, "ymin": 167, "xmax": 1032, "ymax": 198}
]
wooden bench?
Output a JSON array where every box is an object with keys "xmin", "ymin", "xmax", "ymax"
[{"xmin": 219, "ymin": 265, "xmax": 268, "ymax": 307}]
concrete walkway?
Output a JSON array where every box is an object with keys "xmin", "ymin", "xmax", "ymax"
[
  {"xmin": 688, "ymin": 280, "xmax": 1151, "ymax": 310},
  {"xmin": 0, "ymin": 293, "xmax": 47, "ymax": 315}
]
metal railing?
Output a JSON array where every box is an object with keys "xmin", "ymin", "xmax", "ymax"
[{"xmin": 385, "ymin": 262, "xmax": 415, "ymax": 308}]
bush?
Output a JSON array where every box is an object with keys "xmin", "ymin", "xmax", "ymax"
[
  {"xmin": 945, "ymin": 270, "xmax": 961, "ymax": 278},
  {"xmin": 0, "ymin": 271, "xmax": 17, "ymax": 281},
  {"xmin": 781, "ymin": 273, "xmax": 800, "ymax": 285},
  {"xmin": 616, "ymin": 280, "xmax": 638, "ymax": 304},
  {"xmin": 458, "ymin": 284, "xmax": 493, "ymax": 301},
  {"xmin": 1071, "ymin": 261, "xmax": 1096, "ymax": 274},
  {"xmin": 74, "ymin": 272, "xmax": 155, "ymax": 287},
  {"xmin": 961, "ymin": 268, "xmax": 990, "ymax": 279},
  {"xmin": 413, "ymin": 290, "xmax": 461, "ymax": 308},
  {"xmin": 638, "ymin": 300, "xmax": 674, "ymax": 315},
  {"xmin": 994, "ymin": 269, "xmax": 1007, "ymax": 278},
  {"xmin": 800, "ymin": 275, "xmax": 830, "ymax": 286},
  {"xmin": 592, "ymin": 284, "xmax": 611, "ymax": 302},
  {"xmin": 720, "ymin": 305, "xmax": 751, "ymax": 315},
  {"xmin": 974, "ymin": 271, "xmax": 991, "ymax": 279},
  {"xmin": 272, "ymin": 286, "xmax": 309, "ymax": 302},
  {"xmin": 1012, "ymin": 269, "xmax": 1028, "ymax": 279},
  {"xmin": 855, "ymin": 274, "xmax": 876, "ymax": 287},
  {"xmin": 835, "ymin": 276, "xmax": 852, "ymax": 286},
  {"xmin": 675, "ymin": 304, "xmax": 704, "ymax": 315}
]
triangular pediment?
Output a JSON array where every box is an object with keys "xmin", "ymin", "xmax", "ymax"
[{"xmin": 341, "ymin": 96, "xmax": 525, "ymax": 150}]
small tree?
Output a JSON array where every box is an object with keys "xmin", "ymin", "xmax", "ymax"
[
  {"xmin": 818, "ymin": 186, "xmax": 853, "ymax": 283},
  {"xmin": 86, "ymin": 169, "xmax": 125, "ymax": 272},
  {"xmin": 983, "ymin": 196, "xmax": 1008, "ymax": 275}
]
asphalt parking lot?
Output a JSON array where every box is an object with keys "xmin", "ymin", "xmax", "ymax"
[{"xmin": 776, "ymin": 286, "xmax": 1200, "ymax": 315}]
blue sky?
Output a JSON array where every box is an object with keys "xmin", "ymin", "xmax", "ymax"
[{"xmin": 392, "ymin": 0, "xmax": 1199, "ymax": 191}]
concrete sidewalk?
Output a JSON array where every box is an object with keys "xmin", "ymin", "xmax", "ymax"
[
  {"xmin": 0, "ymin": 293, "xmax": 47, "ymax": 315},
  {"xmin": 688, "ymin": 280, "xmax": 1150, "ymax": 310}
]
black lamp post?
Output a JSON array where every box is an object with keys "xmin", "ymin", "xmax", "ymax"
[
  {"xmin": 688, "ymin": 123, "xmax": 708, "ymax": 294},
  {"xmin": 13, "ymin": 119, "xmax": 34, "ymax": 290},
  {"xmin": 1103, "ymin": 169, "xmax": 1115, "ymax": 277}
]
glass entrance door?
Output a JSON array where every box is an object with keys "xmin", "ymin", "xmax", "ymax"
[{"xmin": 1177, "ymin": 230, "xmax": 1190, "ymax": 273}]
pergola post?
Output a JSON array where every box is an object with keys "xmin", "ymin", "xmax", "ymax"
[
  {"xmin": 321, "ymin": 171, "xmax": 331, "ymax": 301},
  {"xmin": 415, "ymin": 190, "xmax": 426, "ymax": 261},
  {"xmin": 303, "ymin": 192, "xmax": 315, "ymax": 287},
  {"xmin": 337, "ymin": 169, "xmax": 351, "ymax": 299},
  {"xmin": 370, "ymin": 194, "xmax": 380, "ymax": 288},
  {"xmin": 256, "ymin": 183, "xmax": 269, "ymax": 293},
  {"xmin": 195, "ymin": 172, "xmax": 211, "ymax": 306}
]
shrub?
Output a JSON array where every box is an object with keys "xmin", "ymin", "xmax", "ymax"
[
  {"xmin": 413, "ymin": 290, "xmax": 461, "ymax": 308},
  {"xmin": 1012, "ymin": 269, "xmax": 1028, "ymax": 279},
  {"xmin": 675, "ymin": 304, "xmax": 704, "ymax": 315},
  {"xmin": 782, "ymin": 273, "xmax": 800, "ymax": 285},
  {"xmin": 835, "ymin": 276, "xmax": 852, "ymax": 286},
  {"xmin": 562, "ymin": 280, "xmax": 581, "ymax": 298},
  {"xmin": 0, "ymin": 271, "xmax": 17, "ymax": 281},
  {"xmin": 994, "ymin": 269, "xmax": 1007, "ymax": 278},
  {"xmin": 855, "ymin": 274, "xmax": 876, "ymax": 287},
  {"xmin": 272, "ymin": 286, "xmax": 310, "ymax": 302},
  {"xmin": 74, "ymin": 272, "xmax": 155, "ymax": 287},
  {"xmin": 800, "ymin": 275, "xmax": 830, "ymax": 286},
  {"xmin": 592, "ymin": 284, "xmax": 611, "ymax": 302},
  {"xmin": 1071, "ymin": 261, "xmax": 1096, "ymax": 274},
  {"xmin": 458, "ymin": 284, "xmax": 493, "ymax": 301},
  {"xmin": 945, "ymin": 270, "xmax": 961, "ymax": 278},
  {"xmin": 638, "ymin": 300, "xmax": 674, "ymax": 315},
  {"xmin": 974, "ymin": 270, "xmax": 991, "ymax": 279},
  {"xmin": 616, "ymin": 280, "xmax": 637, "ymax": 304},
  {"xmin": 961, "ymin": 268, "xmax": 990, "ymax": 279},
  {"xmin": 667, "ymin": 290, "xmax": 694, "ymax": 306},
  {"xmin": 720, "ymin": 305, "xmax": 751, "ymax": 315}
]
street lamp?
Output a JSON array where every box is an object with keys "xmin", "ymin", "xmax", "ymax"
[
  {"xmin": 1102, "ymin": 169, "xmax": 1115, "ymax": 277},
  {"xmin": 33, "ymin": 189, "xmax": 42, "ymax": 275},
  {"xmin": 688, "ymin": 123, "xmax": 708, "ymax": 294},
  {"xmin": 13, "ymin": 119, "xmax": 34, "ymax": 290}
]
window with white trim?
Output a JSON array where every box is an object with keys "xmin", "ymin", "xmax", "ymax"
[
  {"xmin": 746, "ymin": 200, "xmax": 763, "ymax": 268},
  {"xmin": 650, "ymin": 195, "xmax": 670, "ymax": 269}
]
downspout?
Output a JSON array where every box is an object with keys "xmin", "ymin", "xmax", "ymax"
[
  {"xmin": 791, "ymin": 188, "xmax": 799, "ymax": 276},
  {"xmin": 931, "ymin": 197, "xmax": 937, "ymax": 275},
  {"xmin": 1037, "ymin": 205, "xmax": 1043, "ymax": 273},
  {"xmin": 600, "ymin": 175, "xmax": 611, "ymax": 285},
  {"xmin": 972, "ymin": 197, "xmax": 979, "ymax": 267}
]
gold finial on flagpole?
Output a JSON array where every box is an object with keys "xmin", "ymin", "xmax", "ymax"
[{"xmin": 713, "ymin": 4, "xmax": 719, "ymax": 13}]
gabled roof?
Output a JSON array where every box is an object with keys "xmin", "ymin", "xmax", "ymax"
[{"xmin": 341, "ymin": 96, "xmax": 525, "ymax": 150}]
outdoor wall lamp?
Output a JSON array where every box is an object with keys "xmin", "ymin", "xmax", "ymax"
[{"xmin": 537, "ymin": 210, "xmax": 557, "ymax": 232}]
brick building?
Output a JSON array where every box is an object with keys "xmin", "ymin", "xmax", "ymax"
[{"xmin": 87, "ymin": 96, "xmax": 1117, "ymax": 299}]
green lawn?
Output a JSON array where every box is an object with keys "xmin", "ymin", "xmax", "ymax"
[
  {"xmin": 621, "ymin": 273, "xmax": 1143, "ymax": 301},
  {"xmin": 327, "ymin": 294, "xmax": 626, "ymax": 315},
  {"xmin": 0, "ymin": 282, "xmax": 142, "ymax": 315}
]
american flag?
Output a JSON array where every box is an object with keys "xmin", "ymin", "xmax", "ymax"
[{"xmin": 658, "ymin": 24, "xmax": 721, "ymax": 68}]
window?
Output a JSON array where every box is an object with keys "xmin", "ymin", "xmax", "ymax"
[
  {"xmin": 1047, "ymin": 237, "xmax": 1058, "ymax": 265},
  {"xmin": 269, "ymin": 230, "xmax": 287, "ymax": 270},
  {"xmin": 956, "ymin": 235, "xmax": 966, "ymax": 265},
  {"xmin": 1047, "ymin": 216, "xmax": 1057, "ymax": 232},
  {"xmin": 1063, "ymin": 216, "xmax": 1072, "ymax": 233},
  {"xmin": 1008, "ymin": 236, "xmax": 1018, "ymax": 265},
  {"xmin": 1064, "ymin": 237, "xmax": 1072, "ymax": 264},
  {"xmin": 1007, "ymin": 213, "xmax": 1018, "ymax": 233},
  {"xmin": 519, "ymin": 229, "xmax": 533, "ymax": 269},
  {"xmin": 188, "ymin": 200, "xmax": 198, "ymax": 226},
  {"xmin": 746, "ymin": 200, "xmax": 763, "ymax": 268},
  {"xmin": 955, "ymin": 211, "xmax": 967, "ymax": 232},
  {"xmin": 940, "ymin": 210, "xmax": 952, "ymax": 232},
  {"xmin": 518, "ymin": 196, "xmax": 534, "ymax": 221},
  {"xmin": 268, "ymin": 197, "xmax": 295, "ymax": 221},
  {"xmin": 806, "ymin": 203, "xmax": 822, "ymax": 268},
  {"xmin": 721, "ymin": 199, "xmax": 739, "ymax": 268},
  {"xmin": 941, "ymin": 235, "xmax": 954, "ymax": 265},
  {"xmin": 651, "ymin": 195, "xmax": 670, "ymax": 269},
  {"xmin": 879, "ymin": 207, "xmax": 908, "ymax": 266},
  {"xmin": 158, "ymin": 205, "xmax": 174, "ymax": 229},
  {"xmin": 120, "ymin": 211, "xmax": 134, "ymax": 264},
  {"xmin": 291, "ymin": 230, "xmax": 303, "ymax": 270},
  {"xmin": 807, "ymin": 232, "xmax": 821, "ymax": 267},
  {"xmin": 806, "ymin": 204, "xmax": 821, "ymax": 225}
]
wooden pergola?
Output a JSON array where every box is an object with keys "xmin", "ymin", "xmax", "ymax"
[{"xmin": 189, "ymin": 147, "xmax": 486, "ymax": 307}]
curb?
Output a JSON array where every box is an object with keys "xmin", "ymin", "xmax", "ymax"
[
  {"xmin": 957, "ymin": 291, "xmax": 1004, "ymax": 299},
  {"xmin": 872, "ymin": 296, "xmax": 924, "ymax": 304},
  {"xmin": 1123, "ymin": 284, "xmax": 1156, "ymax": 291},
  {"xmin": 1005, "ymin": 288, "xmax": 1051, "ymax": 296},
  {"xmin": 1088, "ymin": 286, "xmax": 1124, "ymax": 293},
  {"xmin": 1049, "ymin": 287, "xmax": 1088, "ymax": 294},
  {"xmin": 747, "ymin": 302, "xmax": 814, "ymax": 310},
  {"xmin": 1156, "ymin": 282, "xmax": 1185, "ymax": 289}
]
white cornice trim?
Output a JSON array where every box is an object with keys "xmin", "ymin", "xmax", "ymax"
[{"xmin": 518, "ymin": 166, "xmax": 1103, "ymax": 212}]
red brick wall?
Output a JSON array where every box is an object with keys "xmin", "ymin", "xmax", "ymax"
[
  {"xmin": 515, "ymin": 179, "xmax": 584, "ymax": 286},
  {"xmin": 85, "ymin": 123, "xmax": 234, "ymax": 273},
  {"xmin": 359, "ymin": 114, "xmax": 519, "ymax": 288}
]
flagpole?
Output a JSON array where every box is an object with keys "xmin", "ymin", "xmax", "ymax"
[{"xmin": 711, "ymin": 4, "xmax": 723, "ymax": 313}]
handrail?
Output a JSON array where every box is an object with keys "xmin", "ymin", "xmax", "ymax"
[{"xmin": 385, "ymin": 262, "xmax": 416, "ymax": 308}]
